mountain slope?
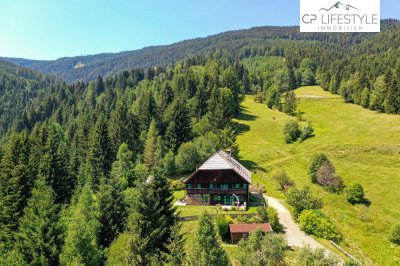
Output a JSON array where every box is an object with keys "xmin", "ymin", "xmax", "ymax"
[{"xmin": 235, "ymin": 87, "xmax": 400, "ymax": 265}]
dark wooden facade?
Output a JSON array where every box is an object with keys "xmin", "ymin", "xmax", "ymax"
[{"xmin": 184, "ymin": 169, "xmax": 250, "ymax": 206}]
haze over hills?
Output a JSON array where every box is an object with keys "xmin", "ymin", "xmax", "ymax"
[{"xmin": 2, "ymin": 19, "xmax": 399, "ymax": 83}]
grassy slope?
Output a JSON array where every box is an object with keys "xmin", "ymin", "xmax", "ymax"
[{"xmin": 234, "ymin": 86, "xmax": 400, "ymax": 265}]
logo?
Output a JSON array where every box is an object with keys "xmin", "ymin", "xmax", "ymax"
[{"xmin": 300, "ymin": 0, "xmax": 380, "ymax": 32}]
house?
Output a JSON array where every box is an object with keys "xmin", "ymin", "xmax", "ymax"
[
  {"xmin": 229, "ymin": 223, "xmax": 273, "ymax": 244},
  {"xmin": 183, "ymin": 150, "xmax": 251, "ymax": 206}
]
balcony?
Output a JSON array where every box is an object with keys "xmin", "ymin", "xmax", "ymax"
[{"xmin": 185, "ymin": 188, "xmax": 248, "ymax": 195}]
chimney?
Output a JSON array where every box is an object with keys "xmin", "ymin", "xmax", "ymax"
[{"xmin": 226, "ymin": 149, "xmax": 232, "ymax": 157}]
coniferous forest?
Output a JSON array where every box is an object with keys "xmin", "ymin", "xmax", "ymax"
[{"xmin": 1, "ymin": 19, "xmax": 400, "ymax": 265}]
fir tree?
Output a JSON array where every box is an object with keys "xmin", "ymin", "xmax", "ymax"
[
  {"xmin": 143, "ymin": 120, "xmax": 158, "ymax": 171},
  {"xmin": 86, "ymin": 113, "xmax": 113, "ymax": 187},
  {"xmin": 16, "ymin": 177, "xmax": 61, "ymax": 265},
  {"xmin": 186, "ymin": 213, "xmax": 229, "ymax": 266},
  {"xmin": 60, "ymin": 184, "xmax": 102, "ymax": 266},
  {"xmin": 97, "ymin": 177, "xmax": 128, "ymax": 248}
]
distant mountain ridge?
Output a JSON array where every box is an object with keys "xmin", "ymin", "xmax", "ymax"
[{"xmin": 1, "ymin": 19, "xmax": 399, "ymax": 83}]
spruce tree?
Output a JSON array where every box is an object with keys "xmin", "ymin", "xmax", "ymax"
[
  {"xmin": 186, "ymin": 213, "xmax": 229, "ymax": 266},
  {"xmin": 165, "ymin": 97, "xmax": 192, "ymax": 152},
  {"xmin": 60, "ymin": 184, "xmax": 102, "ymax": 266},
  {"xmin": 39, "ymin": 123, "xmax": 71, "ymax": 203},
  {"xmin": 97, "ymin": 177, "xmax": 128, "ymax": 248},
  {"xmin": 144, "ymin": 120, "xmax": 158, "ymax": 171},
  {"xmin": 86, "ymin": 113, "xmax": 113, "ymax": 187},
  {"xmin": 16, "ymin": 177, "xmax": 61, "ymax": 265},
  {"xmin": 0, "ymin": 132, "xmax": 33, "ymax": 253}
]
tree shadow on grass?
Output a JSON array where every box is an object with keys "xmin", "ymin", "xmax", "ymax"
[
  {"xmin": 236, "ymin": 106, "xmax": 259, "ymax": 121},
  {"xmin": 239, "ymin": 159, "xmax": 267, "ymax": 173}
]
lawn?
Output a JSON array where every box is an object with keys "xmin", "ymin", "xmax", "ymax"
[
  {"xmin": 176, "ymin": 205, "xmax": 258, "ymax": 217},
  {"xmin": 234, "ymin": 86, "xmax": 400, "ymax": 265}
]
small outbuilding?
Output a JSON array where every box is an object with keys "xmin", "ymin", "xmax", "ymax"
[{"xmin": 229, "ymin": 223, "xmax": 273, "ymax": 244}]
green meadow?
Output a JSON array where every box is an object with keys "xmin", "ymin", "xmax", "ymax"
[{"xmin": 235, "ymin": 86, "xmax": 400, "ymax": 265}]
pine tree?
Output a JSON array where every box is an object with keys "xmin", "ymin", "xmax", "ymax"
[
  {"xmin": 186, "ymin": 213, "xmax": 229, "ymax": 266},
  {"xmin": 60, "ymin": 184, "xmax": 102, "ymax": 266},
  {"xmin": 97, "ymin": 177, "xmax": 128, "ymax": 248},
  {"xmin": 165, "ymin": 97, "xmax": 192, "ymax": 152},
  {"xmin": 163, "ymin": 222, "xmax": 186, "ymax": 266},
  {"xmin": 39, "ymin": 123, "xmax": 72, "ymax": 203},
  {"xmin": 0, "ymin": 132, "xmax": 33, "ymax": 253},
  {"xmin": 110, "ymin": 143, "xmax": 135, "ymax": 189},
  {"xmin": 16, "ymin": 177, "xmax": 61, "ymax": 265},
  {"xmin": 86, "ymin": 113, "xmax": 113, "ymax": 187},
  {"xmin": 144, "ymin": 120, "xmax": 158, "ymax": 171}
]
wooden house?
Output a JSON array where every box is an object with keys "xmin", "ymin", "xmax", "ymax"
[
  {"xmin": 183, "ymin": 150, "xmax": 251, "ymax": 206},
  {"xmin": 229, "ymin": 223, "xmax": 273, "ymax": 244}
]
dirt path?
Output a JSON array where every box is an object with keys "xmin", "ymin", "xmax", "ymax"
[{"xmin": 264, "ymin": 195, "xmax": 327, "ymax": 250}]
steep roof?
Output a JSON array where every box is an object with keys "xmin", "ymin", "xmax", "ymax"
[
  {"xmin": 229, "ymin": 223, "xmax": 273, "ymax": 234},
  {"xmin": 186, "ymin": 150, "xmax": 251, "ymax": 183}
]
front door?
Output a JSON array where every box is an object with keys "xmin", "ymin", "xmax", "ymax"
[{"xmin": 223, "ymin": 195, "xmax": 232, "ymax": 205}]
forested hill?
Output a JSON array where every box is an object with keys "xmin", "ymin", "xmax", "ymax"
[
  {"xmin": 1, "ymin": 19, "xmax": 399, "ymax": 83},
  {"xmin": 0, "ymin": 61, "xmax": 63, "ymax": 138}
]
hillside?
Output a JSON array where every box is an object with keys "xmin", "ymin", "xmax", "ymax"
[
  {"xmin": 1, "ymin": 20, "xmax": 399, "ymax": 83},
  {"xmin": 0, "ymin": 61, "xmax": 63, "ymax": 138},
  {"xmin": 235, "ymin": 87, "xmax": 400, "ymax": 265}
]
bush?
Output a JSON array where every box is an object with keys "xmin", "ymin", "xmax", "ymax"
[
  {"xmin": 169, "ymin": 179, "xmax": 185, "ymax": 191},
  {"xmin": 300, "ymin": 123, "xmax": 314, "ymax": 141},
  {"xmin": 345, "ymin": 183, "xmax": 365, "ymax": 204},
  {"xmin": 256, "ymin": 206, "xmax": 268, "ymax": 223},
  {"xmin": 297, "ymin": 245, "xmax": 340, "ymax": 266},
  {"xmin": 298, "ymin": 210, "xmax": 340, "ymax": 241},
  {"xmin": 283, "ymin": 120, "xmax": 301, "ymax": 143},
  {"xmin": 389, "ymin": 224, "xmax": 400, "ymax": 245},
  {"xmin": 316, "ymin": 161, "xmax": 344, "ymax": 192},
  {"xmin": 267, "ymin": 207, "xmax": 282, "ymax": 233},
  {"xmin": 175, "ymin": 141, "xmax": 200, "ymax": 173},
  {"xmin": 308, "ymin": 153, "xmax": 329, "ymax": 183},
  {"xmin": 215, "ymin": 215, "xmax": 230, "ymax": 240},
  {"xmin": 273, "ymin": 171, "xmax": 295, "ymax": 191},
  {"xmin": 285, "ymin": 187, "xmax": 323, "ymax": 219},
  {"xmin": 237, "ymin": 229, "xmax": 287, "ymax": 266}
]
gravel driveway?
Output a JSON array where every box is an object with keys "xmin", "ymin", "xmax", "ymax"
[{"xmin": 264, "ymin": 195, "xmax": 327, "ymax": 250}]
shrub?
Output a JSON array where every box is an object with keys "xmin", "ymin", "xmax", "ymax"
[
  {"xmin": 273, "ymin": 171, "xmax": 295, "ymax": 191},
  {"xmin": 215, "ymin": 215, "xmax": 230, "ymax": 240},
  {"xmin": 298, "ymin": 210, "xmax": 340, "ymax": 241},
  {"xmin": 285, "ymin": 187, "xmax": 323, "ymax": 219},
  {"xmin": 237, "ymin": 229, "xmax": 287, "ymax": 266},
  {"xmin": 283, "ymin": 121, "xmax": 301, "ymax": 143},
  {"xmin": 297, "ymin": 245, "xmax": 340, "ymax": 266},
  {"xmin": 267, "ymin": 207, "xmax": 282, "ymax": 233},
  {"xmin": 389, "ymin": 224, "xmax": 400, "ymax": 245},
  {"xmin": 300, "ymin": 123, "xmax": 314, "ymax": 141},
  {"xmin": 308, "ymin": 153, "xmax": 329, "ymax": 183},
  {"xmin": 345, "ymin": 183, "xmax": 365, "ymax": 204},
  {"xmin": 175, "ymin": 142, "xmax": 200, "ymax": 173},
  {"xmin": 256, "ymin": 206, "xmax": 268, "ymax": 223},
  {"xmin": 169, "ymin": 179, "xmax": 185, "ymax": 191},
  {"xmin": 316, "ymin": 161, "xmax": 344, "ymax": 192}
]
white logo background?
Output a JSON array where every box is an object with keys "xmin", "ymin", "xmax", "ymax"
[{"xmin": 300, "ymin": 0, "xmax": 380, "ymax": 32}]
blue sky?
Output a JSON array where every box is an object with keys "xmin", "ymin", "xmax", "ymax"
[{"xmin": 0, "ymin": 0, "xmax": 399, "ymax": 60}]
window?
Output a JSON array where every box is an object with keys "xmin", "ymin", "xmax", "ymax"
[
  {"xmin": 243, "ymin": 184, "xmax": 247, "ymax": 189},
  {"xmin": 209, "ymin": 184, "xmax": 214, "ymax": 189},
  {"xmin": 213, "ymin": 195, "xmax": 222, "ymax": 201},
  {"xmin": 187, "ymin": 184, "xmax": 192, "ymax": 189},
  {"xmin": 221, "ymin": 184, "xmax": 228, "ymax": 190},
  {"xmin": 197, "ymin": 184, "xmax": 201, "ymax": 189},
  {"xmin": 236, "ymin": 184, "xmax": 240, "ymax": 189}
]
